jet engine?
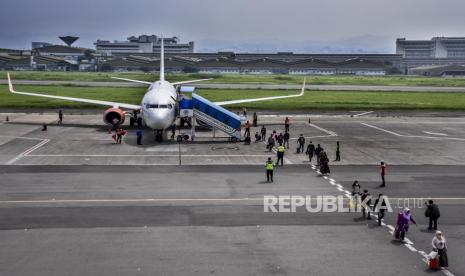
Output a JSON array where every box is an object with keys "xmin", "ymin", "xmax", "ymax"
[{"xmin": 103, "ymin": 107, "xmax": 126, "ymax": 125}]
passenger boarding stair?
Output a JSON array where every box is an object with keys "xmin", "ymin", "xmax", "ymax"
[{"xmin": 180, "ymin": 93, "xmax": 242, "ymax": 140}]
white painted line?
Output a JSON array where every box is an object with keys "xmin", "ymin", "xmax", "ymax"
[
  {"xmin": 307, "ymin": 123, "xmax": 338, "ymax": 136},
  {"xmin": 0, "ymin": 135, "xmax": 45, "ymax": 141},
  {"xmin": 6, "ymin": 139, "xmax": 50, "ymax": 165},
  {"xmin": 337, "ymin": 187, "xmax": 344, "ymax": 192},
  {"xmin": 360, "ymin": 122, "xmax": 403, "ymax": 137},
  {"xmin": 353, "ymin": 111, "xmax": 374, "ymax": 117},
  {"xmin": 403, "ymin": 237, "xmax": 414, "ymax": 245},
  {"xmin": 423, "ymin": 131, "xmax": 449, "ymax": 137},
  {"xmin": 386, "ymin": 225, "xmax": 395, "ymax": 231},
  {"xmin": 25, "ymin": 154, "xmax": 272, "ymax": 157},
  {"xmin": 0, "ymin": 197, "xmax": 265, "ymax": 204},
  {"xmin": 404, "ymin": 244, "xmax": 417, "ymax": 252},
  {"xmin": 361, "ymin": 123, "xmax": 465, "ymax": 141}
]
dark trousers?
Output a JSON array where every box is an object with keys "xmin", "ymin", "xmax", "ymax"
[
  {"xmin": 378, "ymin": 210, "xmax": 385, "ymax": 225},
  {"xmin": 276, "ymin": 153, "xmax": 284, "ymax": 166},
  {"xmin": 429, "ymin": 217, "xmax": 438, "ymax": 230},
  {"xmin": 244, "ymin": 128, "xmax": 250, "ymax": 137},
  {"xmin": 298, "ymin": 143, "xmax": 304, "ymax": 153},
  {"xmin": 285, "ymin": 124, "xmax": 289, "ymax": 132},
  {"xmin": 137, "ymin": 136, "xmax": 142, "ymax": 145},
  {"xmin": 116, "ymin": 135, "xmax": 122, "ymax": 144},
  {"xmin": 266, "ymin": 170, "xmax": 273, "ymax": 182},
  {"xmin": 335, "ymin": 150, "xmax": 340, "ymax": 161},
  {"xmin": 438, "ymin": 248, "xmax": 448, "ymax": 267},
  {"xmin": 362, "ymin": 206, "xmax": 371, "ymax": 219},
  {"xmin": 309, "ymin": 154, "xmax": 313, "ymax": 163},
  {"xmin": 381, "ymin": 174, "xmax": 386, "ymax": 186}
]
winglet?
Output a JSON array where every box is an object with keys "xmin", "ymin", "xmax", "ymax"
[
  {"xmin": 300, "ymin": 77, "xmax": 306, "ymax": 96},
  {"xmin": 7, "ymin": 72, "xmax": 15, "ymax": 93}
]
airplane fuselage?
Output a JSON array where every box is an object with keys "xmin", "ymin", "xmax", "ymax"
[{"xmin": 140, "ymin": 80, "xmax": 178, "ymax": 130}]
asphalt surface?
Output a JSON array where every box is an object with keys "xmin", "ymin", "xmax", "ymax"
[
  {"xmin": 1, "ymin": 165, "xmax": 464, "ymax": 276},
  {"xmin": 0, "ymin": 113, "xmax": 464, "ymax": 275},
  {"xmin": 2, "ymin": 79, "xmax": 465, "ymax": 92}
]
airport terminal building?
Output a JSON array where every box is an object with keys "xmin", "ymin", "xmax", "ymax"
[
  {"xmin": 396, "ymin": 37, "xmax": 465, "ymax": 71},
  {"xmin": 3, "ymin": 36, "xmax": 465, "ymax": 75},
  {"xmin": 94, "ymin": 35, "xmax": 194, "ymax": 55}
]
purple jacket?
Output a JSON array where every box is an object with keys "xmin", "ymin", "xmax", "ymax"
[{"xmin": 396, "ymin": 211, "xmax": 416, "ymax": 232}]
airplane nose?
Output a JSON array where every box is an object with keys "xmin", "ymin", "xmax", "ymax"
[{"xmin": 146, "ymin": 110, "xmax": 171, "ymax": 129}]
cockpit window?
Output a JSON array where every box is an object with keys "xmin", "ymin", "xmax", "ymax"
[{"xmin": 145, "ymin": 103, "xmax": 173, "ymax": 109}]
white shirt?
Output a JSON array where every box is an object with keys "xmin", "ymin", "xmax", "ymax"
[{"xmin": 432, "ymin": 236, "xmax": 447, "ymax": 250}]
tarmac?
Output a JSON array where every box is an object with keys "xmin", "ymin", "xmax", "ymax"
[{"xmin": 0, "ymin": 111, "xmax": 464, "ymax": 275}]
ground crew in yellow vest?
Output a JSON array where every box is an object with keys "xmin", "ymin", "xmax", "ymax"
[
  {"xmin": 265, "ymin": 157, "xmax": 274, "ymax": 182},
  {"xmin": 276, "ymin": 143, "xmax": 285, "ymax": 166}
]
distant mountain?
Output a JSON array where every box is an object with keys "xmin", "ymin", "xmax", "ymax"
[{"xmin": 196, "ymin": 35, "xmax": 395, "ymax": 54}]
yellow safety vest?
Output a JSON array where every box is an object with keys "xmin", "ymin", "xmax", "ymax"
[
  {"xmin": 266, "ymin": 161, "xmax": 274, "ymax": 170},
  {"xmin": 278, "ymin": 146, "xmax": 285, "ymax": 153}
]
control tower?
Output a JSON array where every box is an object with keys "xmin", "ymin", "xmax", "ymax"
[{"xmin": 59, "ymin": 36, "xmax": 79, "ymax": 47}]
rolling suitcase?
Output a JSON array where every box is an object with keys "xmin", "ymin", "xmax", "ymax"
[{"xmin": 429, "ymin": 258, "xmax": 439, "ymax": 270}]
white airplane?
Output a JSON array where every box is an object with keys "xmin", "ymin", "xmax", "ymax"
[{"xmin": 7, "ymin": 37, "xmax": 306, "ymax": 141}]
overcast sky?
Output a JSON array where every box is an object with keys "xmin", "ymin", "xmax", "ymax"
[{"xmin": 1, "ymin": 0, "xmax": 464, "ymax": 50}]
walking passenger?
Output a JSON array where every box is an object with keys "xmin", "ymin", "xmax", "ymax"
[
  {"xmin": 284, "ymin": 117, "xmax": 290, "ymax": 132},
  {"xmin": 395, "ymin": 208, "xmax": 417, "ymax": 241},
  {"xmin": 297, "ymin": 134, "xmax": 305, "ymax": 154},
  {"xmin": 306, "ymin": 141, "xmax": 315, "ymax": 163},
  {"xmin": 319, "ymin": 150, "xmax": 330, "ymax": 175},
  {"xmin": 267, "ymin": 134, "xmax": 275, "ymax": 152},
  {"xmin": 58, "ymin": 109, "xmax": 63, "ymax": 124},
  {"xmin": 253, "ymin": 112, "xmax": 258, "ymax": 127},
  {"xmin": 314, "ymin": 144, "xmax": 323, "ymax": 166},
  {"xmin": 432, "ymin": 231, "xmax": 448, "ymax": 268},
  {"xmin": 335, "ymin": 141, "xmax": 341, "ymax": 161},
  {"xmin": 351, "ymin": 181, "xmax": 361, "ymax": 212},
  {"xmin": 380, "ymin": 161, "xmax": 387, "ymax": 187},
  {"xmin": 373, "ymin": 193, "xmax": 387, "ymax": 226},
  {"xmin": 244, "ymin": 120, "xmax": 251, "ymax": 137},
  {"xmin": 425, "ymin": 200, "xmax": 441, "ymax": 230},
  {"xmin": 260, "ymin": 125, "xmax": 266, "ymax": 141},
  {"xmin": 283, "ymin": 131, "xmax": 290, "ymax": 149},
  {"xmin": 361, "ymin": 189, "xmax": 372, "ymax": 219}
]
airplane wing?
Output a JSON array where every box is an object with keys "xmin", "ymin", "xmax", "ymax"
[
  {"xmin": 112, "ymin": 76, "xmax": 212, "ymax": 86},
  {"xmin": 214, "ymin": 78, "xmax": 306, "ymax": 106},
  {"xmin": 172, "ymin": 79, "xmax": 212, "ymax": 85},
  {"xmin": 7, "ymin": 73, "xmax": 141, "ymax": 110},
  {"xmin": 111, "ymin": 77, "xmax": 152, "ymax": 85}
]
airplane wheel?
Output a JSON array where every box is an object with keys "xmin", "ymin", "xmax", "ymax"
[
  {"xmin": 183, "ymin": 134, "xmax": 189, "ymax": 141},
  {"xmin": 177, "ymin": 135, "xmax": 183, "ymax": 142}
]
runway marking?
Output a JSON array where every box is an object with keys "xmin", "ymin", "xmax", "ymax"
[
  {"xmin": 6, "ymin": 139, "xmax": 50, "ymax": 165},
  {"xmin": 0, "ymin": 135, "xmax": 45, "ymax": 141},
  {"xmin": 0, "ymin": 198, "xmax": 265, "ymax": 204},
  {"xmin": 361, "ymin": 123, "xmax": 465, "ymax": 141},
  {"xmin": 423, "ymin": 131, "xmax": 449, "ymax": 136},
  {"xmin": 353, "ymin": 111, "xmax": 374, "ymax": 117},
  {"xmin": 24, "ymin": 154, "xmax": 273, "ymax": 158}
]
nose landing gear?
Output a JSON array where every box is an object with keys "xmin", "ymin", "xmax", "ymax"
[{"xmin": 154, "ymin": 130, "xmax": 164, "ymax": 143}]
